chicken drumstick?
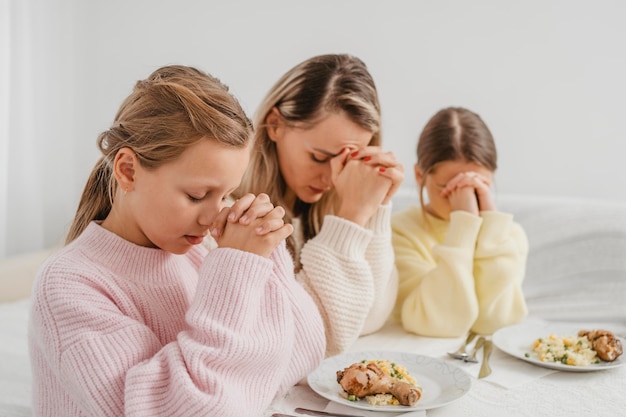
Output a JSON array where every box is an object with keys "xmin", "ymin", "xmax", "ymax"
[
  {"xmin": 336, "ymin": 362, "xmax": 421, "ymax": 406},
  {"xmin": 578, "ymin": 329, "xmax": 623, "ymax": 362}
]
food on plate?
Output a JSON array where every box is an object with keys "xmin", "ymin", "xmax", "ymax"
[
  {"xmin": 528, "ymin": 329, "xmax": 623, "ymax": 366},
  {"xmin": 578, "ymin": 329, "xmax": 623, "ymax": 362},
  {"xmin": 336, "ymin": 359, "xmax": 422, "ymax": 406}
]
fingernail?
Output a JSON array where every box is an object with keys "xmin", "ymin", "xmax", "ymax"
[
  {"xmin": 364, "ymin": 156, "xmax": 372, "ymax": 162},
  {"xmin": 240, "ymin": 214, "xmax": 248, "ymax": 223},
  {"xmin": 256, "ymin": 226, "xmax": 264, "ymax": 233},
  {"xmin": 228, "ymin": 212, "xmax": 236, "ymax": 221},
  {"xmin": 379, "ymin": 167, "xmax": 386, "ymax": 173},
  {"xmin": 350, "ymin": 151, "xmax": 359, "ymax": 157},
  {"xmin": 211, "ymin": 228, "xmax": 219, "ymax": 237}
]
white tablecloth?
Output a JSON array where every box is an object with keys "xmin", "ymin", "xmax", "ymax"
[
  {"xmin": 266, "ymin": 319, "xmax": 626, "ymax": 417},
  {"xmin": 3, "ymin": 298, "xmax": 624, "ymax": 417}
]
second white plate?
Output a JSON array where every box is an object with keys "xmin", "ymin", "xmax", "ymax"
[
  {"xmin": 307, "ymin": 350, "xmax": 471, "ymax": 412},
  {"xmin": 492, "ymin": 319, "xmax": 625, "ymax": 372}
]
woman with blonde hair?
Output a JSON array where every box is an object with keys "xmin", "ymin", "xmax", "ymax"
[
  {"xmin": 28, "ymin": 65, "xmax": 325, "ymax": 417},
  {"xmin": 221, "ymin": 54, "xmax": 404, "ymax": 356}
]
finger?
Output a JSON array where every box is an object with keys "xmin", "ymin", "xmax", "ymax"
[
  {"xmin": 461, "ymin": 171, "xmax": 491, "ymax": 187},
  {"xmin": 250, "ymin": 204, "xmax": 286, "ymax": 231},
  {"xmin": 441, "ymin": 177, "xmax": 477, "ymax": 197},
  {"xmin": 349, "ymin": 147, "xmax": 398, "ymax": 166},
  {"xmin": 472, "ymin": 177, "xmax": 491, "ymax": 194},
  {"xmin": 347, "ymin": 146, "xmax": 383, "ymax": 160},
  {"xmin": 210, "ymin": 207, "xmax": 232, "ymax": 238},
  {"xmin": 239, "ymin": 193, "xmax": 274, "ymax": 225},
  {"xmin": 255, "ymin": 217, "xmax": 287, "ymax": 235},
  {"xmin": 330, "ymin": 148, "xmax": 350, "ymax": 183},
  {"xmin": 474, "ymin": 173, "xmax": 492, "ymax": 188},
  {"xmin": 441, "ymin": 173, "xmax": 467, "ymax": 195},
  {"xmin": 377, "ymin": 166, "xmax": 405, "ymax": 204},
  {"xmin": 446, "ymin": 172, "xmax": 485, "ymax": 190},
  {"xmin": 362, "ymin": 151, "xmax": 399, "ymax": 168},
  {"xmin": 253, "ymin": 223, "xmax": 295, "ymax": 257},
  {"xmin": 227, "ymin": 193, "xmax": 256, "ymax": 222},
  {"xmin": 265, "ymin": 223, "xmax": 294, "ymax": 243}
]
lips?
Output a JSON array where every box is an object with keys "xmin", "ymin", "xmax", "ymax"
[
  {"xmin": 185, "ymin": 235, "xmax": 205, "ymax": 245},
  {"xmin": 309, "ymin": 186, "xmax": 329, "ymax": 194}
]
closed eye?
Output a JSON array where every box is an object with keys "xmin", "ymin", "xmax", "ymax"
[
  {"xmin": 311, "ymin": 153, "xmax": 330, "ymax": 163},
  {"xmin": 188, "ymin": 194, "xmax": 203, "ymax": 203}
]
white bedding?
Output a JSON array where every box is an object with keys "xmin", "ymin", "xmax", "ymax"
[{"xmin": 0, "ymin": 299, "xmax": 32, "ymax": 417}]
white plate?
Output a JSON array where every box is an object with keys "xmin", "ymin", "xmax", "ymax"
[
  {"xmin": 492, "ymin": 319, "xmax": 625, "ymax": 372},
  {"xmin": 307, "ymin": 350, "xmax": 470, "ymax": 412}
]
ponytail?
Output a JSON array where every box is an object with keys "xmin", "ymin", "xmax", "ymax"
[{"xmin": 65, "ymin": 155, "xmax": 114, "ymax": 244}]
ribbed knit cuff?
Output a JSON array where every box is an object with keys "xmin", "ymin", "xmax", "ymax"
[
  {"xmin": 191, "ymin": 248, "xmax": 274, "ymax": 329},
  {"xmin": 364, "ymin": 204, "xmax": 392, "ymax": 235},
  {"xmin": 444, "ymin": 211, "xmax": 482, "ymax": 248},
  {"xmin": 314, "ymin": 215, "xmax": 373, "ymax": 258},
  {"xmin": 478, "ymin": 211, "xmax": 514, "ymax": 241}
]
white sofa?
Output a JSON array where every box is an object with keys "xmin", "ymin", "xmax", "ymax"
[{"xmin": 1, "ymin": 193, "xmax": 626, "ymax": 416}]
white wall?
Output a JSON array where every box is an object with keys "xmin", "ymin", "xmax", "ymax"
[{"xmin": 5, "ymin": 0, "xmax": 626, "ymax": 257}]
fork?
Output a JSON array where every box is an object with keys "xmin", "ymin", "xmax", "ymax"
[
  {"xmin": 447, "ymin": 331, "xmax": 477, "ymax": 360},
  {"xmin": 464, "ymin": 336, "xmax": 485, "ymax": 363},
  {"xmin": 479, "ymin": 339, "xmax": 493, "ymax": 378}
]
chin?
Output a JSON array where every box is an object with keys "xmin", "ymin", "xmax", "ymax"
[
  {"xmin": 163, "ymin": 241, "xmax": 194, "ymax": 255},
  {"xmin": 298, "ymin": 192, "xmax": 324, "ymax": 204}
]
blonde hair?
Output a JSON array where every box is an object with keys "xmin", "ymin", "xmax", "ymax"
[
  {"xmin": 234, "ymin": 54, "xmax": 381, "ymax": 267},
  {"xmin": 66, "ymin": 65, "xmax": 252, "ymax": 243}
]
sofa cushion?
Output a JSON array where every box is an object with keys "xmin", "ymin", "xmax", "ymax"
[
  {"xmin": 497, "ymin": 194, "xmax": 626, "ymax": 324},
  {"xmin": 0, "ymin": 248, "xmax": 56, "ymax": 303}
]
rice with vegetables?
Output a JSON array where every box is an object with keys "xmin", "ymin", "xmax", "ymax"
[{"xmin": 529, "ymin": 333, "xmax": 600, "ymax": 366}]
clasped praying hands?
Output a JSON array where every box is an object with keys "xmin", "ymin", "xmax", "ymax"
[{"xmin": 331, "ymin": 146, "xmax": 404, "ymax": 227}]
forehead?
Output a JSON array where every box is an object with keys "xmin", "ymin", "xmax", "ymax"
[
  {"xmin": 301, "ymin": 111, "xmax": 373, "ymax": 150},
  {"xmin": 161, "ymin": 139, "xmax": 250, "ymax": 187}
]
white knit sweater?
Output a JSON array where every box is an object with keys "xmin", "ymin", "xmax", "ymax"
[{"xmin": 295, "ymin": 204, "xmax": 398, "ymax": 356}]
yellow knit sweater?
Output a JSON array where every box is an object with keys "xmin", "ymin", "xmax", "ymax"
[{"xmin": 391, "ymin": 206, "xmax": 528, "ymax": 337}]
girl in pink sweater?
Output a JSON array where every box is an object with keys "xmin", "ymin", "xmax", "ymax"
[{"xmin": 28, "ymin": 65, "xmax": 325, "ymax": 417}]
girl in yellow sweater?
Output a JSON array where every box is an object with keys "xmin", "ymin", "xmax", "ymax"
[{"xmin": 392, "ymin": 107, "xmax": 528, "ymax": 337}]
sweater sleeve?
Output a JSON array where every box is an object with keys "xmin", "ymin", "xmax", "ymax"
[
  {"xmin": 297, "ymin": 205, "xmax": 398, "ymax": 356},
  {"xmin": 360, "ymin": 204, "xmax": 399, "ymax": 335},
  {"xmin": 30, "ymin": 246, "xmax": 323, "ymax": 417},
  {"xmin": 393, "ymin": 210, "xmax": 483, "ymax": 337},
  {"xmin": 471, "ymin": 211, "xmax": 529, "ymax": 334}
]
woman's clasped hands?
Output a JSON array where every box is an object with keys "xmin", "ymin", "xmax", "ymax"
[
  {"xmin": 210, "ymin": 193, "xmax": 294, "ymax": 258},
  {"xmin": 331, "ymin": 146, "xmax": 404, "ymax": 226}
]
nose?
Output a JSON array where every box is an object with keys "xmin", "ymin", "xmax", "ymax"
[
  {"xmin": 320, "ymin": 165, "xmax": 332, "ymax": 188},
  {"xmin": 197, "ymin": 200, "xmax": 221, "ymax": 226}
]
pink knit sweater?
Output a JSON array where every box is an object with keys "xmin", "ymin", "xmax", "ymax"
[{"xmin": 28, "ymin": 222, "xmax": 325, "ymax": 416}]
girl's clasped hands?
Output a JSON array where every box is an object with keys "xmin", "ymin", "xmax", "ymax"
[
  {"xmin": 440, "ymin": 171, "xmax": 495, "ymax": 215},
  {"xmin": 211, "ymin": 193, "xmax": 293, "ymax": 258}
]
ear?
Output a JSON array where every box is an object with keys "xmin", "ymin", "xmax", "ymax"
[
  {"xmin": 265, "ymin": 107, "xmax": 285, "ymax": 143},
  {"xmin": 113, "ymin": 147, "xmax": 138, "ymax": 192},
  {"xmin": 414, "ymin": 164, "xmax": 424, "ymax": 186}
]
